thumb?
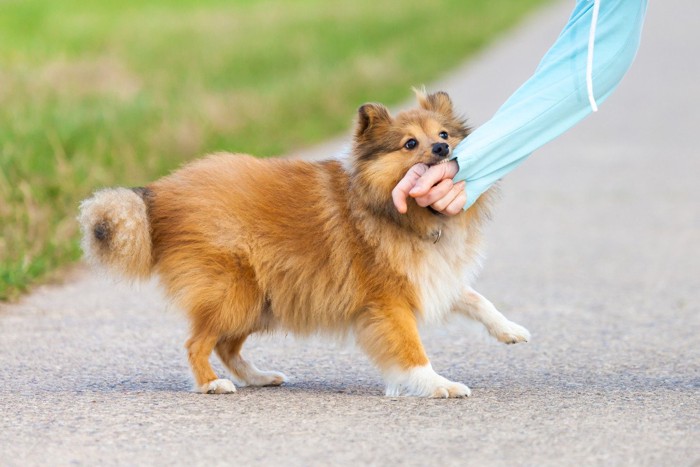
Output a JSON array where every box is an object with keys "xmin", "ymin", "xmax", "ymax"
[{"xmin": 392, "ymin": 163, "xmax": 429, "ymax": 213}]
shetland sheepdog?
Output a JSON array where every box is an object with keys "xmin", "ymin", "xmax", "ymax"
[{"xmin": 78, "ymin": 90, "xmax": 529, "ymax": 398}]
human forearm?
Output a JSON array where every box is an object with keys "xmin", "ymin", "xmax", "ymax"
[{"xmin": 454, "ymin": 0, "xmax": 648, "ymax": 208}]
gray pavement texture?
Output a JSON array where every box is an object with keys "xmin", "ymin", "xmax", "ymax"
[{"xmin": 1, "ymin": 0, "xmax": 699, "ymax": 465}]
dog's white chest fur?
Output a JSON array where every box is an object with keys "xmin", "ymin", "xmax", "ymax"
[{"xmin": 407, "ymin": 229, "xmax": 484, "ymax": 323}]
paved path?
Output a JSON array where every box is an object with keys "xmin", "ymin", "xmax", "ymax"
[{"xmin": 1, "ymin": 1, "xmax": 698, "ymax": 465}]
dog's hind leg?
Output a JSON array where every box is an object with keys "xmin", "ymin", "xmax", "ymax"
[
  {"xmin": 186, "ymin": 329, "xmax": 236, "ymax": 394},
  {"xmin": 355, "ymin": 303, "xmax": 471, "ymax": 398},
  {"xmin": 453, "ymin": 287, "xmax": 531, "ymax": 344},
  {"xmin": 174, "ymin": 255, "xmax": 267, "ymax": 394},
  {"xmin": 215, "ymin": 334, "xmax": 286, "ymax": 387}
]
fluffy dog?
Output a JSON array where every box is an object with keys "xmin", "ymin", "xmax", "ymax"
[{"xmin": 78, "ymin": 90, "xmax": 530, "ymax": 398}]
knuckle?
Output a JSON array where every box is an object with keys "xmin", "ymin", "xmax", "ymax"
[
  {"xmin": 448, "ymin": 205, "xmax": 460, "ymax": 215},
  {"xmin": 437, "ymin": 182, "xmax": 453, "ymax": 196},
  {"xmin": 432, "ymin": 200, "xmax": 447, "ymax": 211}
]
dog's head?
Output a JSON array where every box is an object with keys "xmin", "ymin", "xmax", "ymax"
[{"xmin": 350, "ymin": 89, "xmax": 469, "ymax": 215}]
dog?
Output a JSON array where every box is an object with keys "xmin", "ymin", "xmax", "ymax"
[{"xmin": 78, "ymin": 90, "xmax": 530, "ymax": 398}]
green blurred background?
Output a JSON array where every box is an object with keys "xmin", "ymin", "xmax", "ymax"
[{"xmin": 0, "ymin": 0, "xmax": 548, "ymax": 300}]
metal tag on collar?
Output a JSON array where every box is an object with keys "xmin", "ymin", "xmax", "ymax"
[{"xmin": 433, "ymin": 228, "xmax": 442, "ymax": 244}]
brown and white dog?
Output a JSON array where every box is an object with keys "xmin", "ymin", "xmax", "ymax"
[{"xmin": 78, "ymin": 90, "xmax": 530, "ymax": 398}]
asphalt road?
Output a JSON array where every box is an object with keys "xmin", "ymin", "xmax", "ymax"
[{"xmin": 1, "ymin": 1, "xmax": 698, "ymax": 465}]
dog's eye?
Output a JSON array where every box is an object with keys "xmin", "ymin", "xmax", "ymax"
[
  {"xmin": 439, "ymin": 131, "xmax": 449, "ymax": 140},
  {"xmin": 404, "ymin": 139, "xmax": 418, "ymax": 150}
]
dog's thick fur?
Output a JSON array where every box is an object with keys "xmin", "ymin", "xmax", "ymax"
[{"xmin": 78, "ymin": 90, "xmax": 529, "ymax": 397}]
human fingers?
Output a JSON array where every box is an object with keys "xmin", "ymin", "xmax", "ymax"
[
  {"xmin": 414, "ymin": 179, "xmax": 454, "ymax": 207},
  {"xmin": 430, "ymin": 182, "xmax": 466, "ymax": 215},
  {"xmin": 408, "ymin": 160, "xmax": 459, "ymax": 198},
  {"xmin": 392, "ymin": 163, "xmax": 429, "ymax": 213},
  {"xmin": 442, "ymin": 183, "xmax": 468, "ymax": 216}
]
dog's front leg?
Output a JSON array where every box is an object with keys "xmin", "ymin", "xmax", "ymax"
[
  {"xmin": 453, "ymin": 287, "xmax": 531, "ymax": 344},
  {"xmin": 355, "ymin": 304, "xmax": 471, "ymax": 398}
]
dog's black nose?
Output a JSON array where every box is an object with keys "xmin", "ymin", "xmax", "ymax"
[{"xmin": 432, "ymin": 142, "xmax": 450, "ymax": 157}]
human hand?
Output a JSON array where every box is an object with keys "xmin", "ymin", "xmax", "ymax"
[{"xmin": 391, "ymin": 160, "xmax": 466, "ymax": 216}]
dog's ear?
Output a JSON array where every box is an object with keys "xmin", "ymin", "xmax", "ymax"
[
  {"xmin": 356, "ymin": 103, "xmax": 392, "ymax": 138},
  {"xmin": 414, "ymin": 88, "xmax": 454, "ymax": 117}
]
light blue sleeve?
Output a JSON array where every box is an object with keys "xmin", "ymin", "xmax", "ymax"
[{"xmin": 453, "ymin": 0, "xmax": 648, "ymax": 209}]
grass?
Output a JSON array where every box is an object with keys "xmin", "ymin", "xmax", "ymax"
[{"xmin": 0, "ymin": 0, "xmax": 549, "ymax": 300}]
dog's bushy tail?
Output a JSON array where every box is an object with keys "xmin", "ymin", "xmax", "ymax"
[{"xmin": 78, "ymin": 187, "xmax": 152, "ymax": 279}]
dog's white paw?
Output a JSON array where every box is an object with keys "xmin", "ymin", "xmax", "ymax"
[
  {"xmin": 385, "ymin": 364, "xmax": 471, "ymax": 398},
  {"xmin": 493, "ymin": 320, "xmax": 531, "ymax": 345},
  {"xmin": 234, "ymin": 370, "xmax": 287, "ymax": 388},
  {"xmin": 429, "ymin": 381, "xmax": 472, "ymax": 399},
  {"xmin": 200, "ymin": 378, "xmax": 236, "ymax": 394},
  {"xmin": 227, "ymin": 356, "xmax": 287, "ymax": 387}
]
